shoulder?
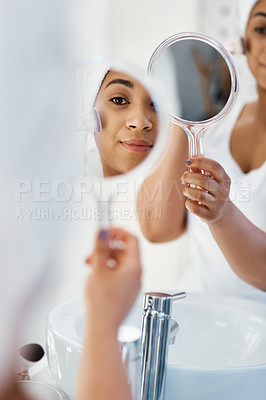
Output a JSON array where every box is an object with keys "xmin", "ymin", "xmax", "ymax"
[{"xmin": 234, "ymin": 100, "xmax": 257, "ymax": 127}]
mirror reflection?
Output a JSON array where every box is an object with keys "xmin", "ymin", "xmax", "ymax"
[
  {"xmin": 152, "ymin": 39, "xmax": 231, "ymax": 122},
  {"xmin": 94, "ymin": 70, "xmax": 158, "ymax": 177},
  {"xmin": 78, "ymin": 63, "xmax": 160, "ymax": 178}
]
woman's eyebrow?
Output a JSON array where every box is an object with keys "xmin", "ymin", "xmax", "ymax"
[
  {"xmin": 105, "ymin": 79, "xmax": 134, "ymax": 89},
  {"xmin": 253, "ymin": 12, "xmax": 266, "ymax": 18}
]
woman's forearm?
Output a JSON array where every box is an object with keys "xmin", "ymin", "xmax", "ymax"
[
  {"xmin": 208, "ymin": 201, "xmax": 266, "ymax": 290},
  {"xmin": 0, "ymin": 383, "xmax": 31, "ymax": 400},
  {"xmin": 137, "ymin": 124, "xmax": 188, "ymax": 242},
  {"xmin": 76, "ymin": 315, "xmax": 132, "ymax": 400}
]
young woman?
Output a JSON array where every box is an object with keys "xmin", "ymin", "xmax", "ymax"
[
  {"xmin": 137, "ymin": 0, "xmax": 266, "ymax": 301},
  {"xmin": 82, "ymin": 64, "xmax": 158, "ymax": 177},
  {"xmin": 94, "ymin": 70, "xmax": 158, "ymax": 177}
]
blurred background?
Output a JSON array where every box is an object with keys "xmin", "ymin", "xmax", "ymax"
[{"xmin": 76, "ymin": 0, "xmax": 257, "ymax": 99}]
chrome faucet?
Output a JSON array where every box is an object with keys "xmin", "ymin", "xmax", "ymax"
[{"xmin": 140, "ymin": 292, "xmax": 186, "ymax": 400}]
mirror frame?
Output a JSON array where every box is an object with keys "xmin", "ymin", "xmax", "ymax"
[{"xmin": 147, "ymin": 32, "xmax": 239, "ymax": 130}]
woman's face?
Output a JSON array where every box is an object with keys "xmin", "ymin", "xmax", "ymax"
[
  {"xmin": 94, "ymin": 70, "xmax": 158, "ymax": 177},
  {"xmin": 245, "ymin": 0, "xmax": 266, "ymax": 90}
]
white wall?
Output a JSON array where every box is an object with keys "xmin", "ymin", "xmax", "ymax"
[{"xmin": 104, "ymin": 0, "xmax": 198, "ymax": 69}]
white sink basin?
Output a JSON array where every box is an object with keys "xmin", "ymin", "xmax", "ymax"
[{"xmin": 46, "ymin": 293, "xmax": 266, "ymax": 399}]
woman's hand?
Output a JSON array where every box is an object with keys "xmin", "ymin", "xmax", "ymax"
[
  {"xmin": 85, "ymin": 228, "xmax": 141, "ymax": 331},
  {"xmin": 181, "ymin": 156, "xmax": 232, "ymax": 224}
]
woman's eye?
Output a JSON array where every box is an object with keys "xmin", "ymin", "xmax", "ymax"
[
  {"xmin": 254, "ymin": 27, "xmax": 266, "ymax": 34},
  {"xmin": 110, "ymin": 97, "xmax": 129, "ymax": 105}
]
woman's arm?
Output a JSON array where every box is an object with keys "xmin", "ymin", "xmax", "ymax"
[
  {"xmin": 0, "ymin": 383, "xmax": 31, "ymax": 400},
  {"xmin": 209, "ymin": 203, "xmax": 266, "ymax": 290},
  {"xmin": 78, "ymin": 318, "xmax": 132, "ymax": 400},
  {"xmin": 76, "ymin": 228, "xmax": 142, "ymax": 400},
  {"xmin": 137, "ymin": 123, "xmax": 188, "ymax": 242},
  {"xmin": 181, "ymin": 156, "xmax": 266, "ymax": 290}
]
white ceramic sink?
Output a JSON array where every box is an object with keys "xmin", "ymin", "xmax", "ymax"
[{"xmin": 46, "ymin": 293, "xmax": 266, "ymax": 400}]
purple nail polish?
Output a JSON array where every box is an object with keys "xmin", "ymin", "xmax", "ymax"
[
  {"xmin": 100, "ymin": 230, "xmax": 109, "ymax": 240},
  {"xmin": 186, "ymin": 159, "xmax": 192, "ymax": 166}
]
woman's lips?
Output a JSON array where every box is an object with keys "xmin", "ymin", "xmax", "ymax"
[{"xmin": 120, "ymin": 139, "xmax": 153, "ymax": 153}]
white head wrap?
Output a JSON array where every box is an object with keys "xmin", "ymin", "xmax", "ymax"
[
  {"xmin": 76, "ymin": 59, "xmax": 111, "ymax": 133},
  {"xmin": 75, "ymin": 59, "xmax": 111, "ymax": 178},
  {"xmin": 239, "ymin": 0, "xmax": 260, "ymax": 35}
]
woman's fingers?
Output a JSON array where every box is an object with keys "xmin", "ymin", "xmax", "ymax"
[
  {"xmin": 187, "ymin": 156, "xmax": 230, "ymax": 185},
  {"xmin": 183, "ymin": 185, "xmax": 215, "ymax": 205},
  {"xmin": 88, "ymin": 228, "xmax": 139, "ymax": 270},
  {"xmin": 182, "ymin": 172, "xmax": 220, "ymax": 197},
  {"xmin": 182, "ymin": 157, "xmax": 231, "ymax": 206},
  {"xmin": 181, "ymin": 157, "xmax": 232, "ymax": 223},
  {"xmin": 111, "ymin": 230, "xmax": 140, "ymax": 269},
  {"xmin": 185, "ymin": 198, "xmax": 211, "ymax": 220},
  {"xmin": 89, "ymin": 229, "xmax": 112, "ymax": 269}
]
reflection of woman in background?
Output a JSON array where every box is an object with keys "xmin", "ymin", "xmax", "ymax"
[
  {"xmin": 191, "ymin": 46, "xmax": 231, "ymax": 120},
  {"xmin": 138, "ymin": 0, "xmax": 266, "ymax": 301},
  {"xmin": 169, "ymin": 40, "xmax": 230, "ymax": 121},
  {"xmin": 82, "ymin": 65, "xmax": 158, "ymax": 177}
]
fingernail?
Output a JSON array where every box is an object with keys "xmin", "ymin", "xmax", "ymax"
[
  {"xmin": 186, "ymin": 159, "xmax": 192, "ymax": 166},
  {"xmin": 100, "ymin": 229, "xmax": 109, "ymax": 240},
  {"xmin": 106, "ymin": 258, "xmax": 116, "ymax": 268}
]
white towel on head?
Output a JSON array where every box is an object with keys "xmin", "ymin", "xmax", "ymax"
[
  {"xmin": 76, "ymin": 59, "xmax": 110, "ymax": 133},
  {"xmin": 82, "ymin": 59, "xmax": 110, "ymax": 113},
  {"xmin": 239, "ymin": 0, "xmax": 260, "ymax": 35},
  {"xmin": 75, "ymin": 59, "xmax": 111, "ymax": 177}
]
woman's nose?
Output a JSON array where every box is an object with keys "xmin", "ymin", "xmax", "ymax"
[{"xmin": 126, "ymin": 108, "xmax": 153, "ymax": 131}]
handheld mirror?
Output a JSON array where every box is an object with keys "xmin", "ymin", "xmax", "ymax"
[
  {"xmin": 75, "ymin": 58, "xmax": 169, "ymax": 227},
  {"xmin": 147, "ymin": 32, "xmax": 239, "ymax": 156}
]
